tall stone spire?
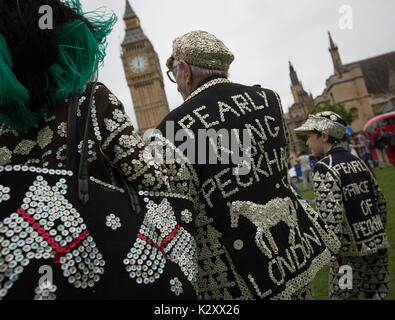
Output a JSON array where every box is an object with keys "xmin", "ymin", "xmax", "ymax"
[
  {"xmin": 328, "ymin": 31, "xmax": 343, "ymax": 76},
  {"xmin": 289, "ymin": 61, "xmax": 300, "ymax": 86},
  {"xmin": 124, "ymin": 0, "xmax": 136, "ymax": 18},
  {"xmin": 328, "ymin": 31, "xmax": 336, "ymax": 50},
  {"xmin": 289, "ymin": 61, "xmax": 308, "ymax": 104},
  {"xmin": 122, "ymin": 0, "xmax": 146, "ymax": 45}
]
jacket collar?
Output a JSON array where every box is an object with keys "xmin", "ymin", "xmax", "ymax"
[
  {"xmin": 196, "ymin": 75, "xmax": 225, "ymax": 89},
  {"xmin": 318, "ymin": 144, "xmax": 346, "ymax": 161}
]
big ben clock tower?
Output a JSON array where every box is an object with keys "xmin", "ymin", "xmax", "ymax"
[{"xmin": 121, "ymin": 0, "xmax": 170, "ymax": 135}]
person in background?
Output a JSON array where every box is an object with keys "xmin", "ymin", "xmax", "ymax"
[
  {"xmin": 381, "ymin": 126, "xmax": 395, "ymax": 166},
  {"xmin": 298, "ymin": 151, "xmax": 313, "ymax": 192},
  {"xmin": 288, "ymin": 152, "xmax": 308, "ymax": 200},
  {"xmin": 339, "ymin": 135, "xmax": 352, "ymax": 153},
  {"xmin": 351, "ymin": 132, "xmax": 376, "ymax": 174},
  {"xmin": 295, "ymin": 111, "xmax": 390, "ymax": 300},
  {"xmin": 374, "ymin": 127, "xmax": 392, "ymax": 168},
  {"xmin": 348, "ymin": 136, "xmax": 359, "ymax": 157},
  {"xmin": 390, "ymin": 127, "xmax": 395, "ymax": 160},
  {"xmin": 288, "ymin": 152, "xmax": 297, "ymax": 167}
]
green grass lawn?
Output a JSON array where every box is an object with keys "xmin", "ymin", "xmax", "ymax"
[{"xmin": 298, "ymin": 167, "xmax": 395, "ymax": 300}]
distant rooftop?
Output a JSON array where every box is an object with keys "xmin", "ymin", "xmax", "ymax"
[{"xmin": 344, "ymin": 51, "xmax": 395, "ymax": 95}]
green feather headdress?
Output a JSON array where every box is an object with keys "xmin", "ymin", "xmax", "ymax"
[{"xmin": 0, "ymin": 0, "xmax": 117, "ymax": 133}]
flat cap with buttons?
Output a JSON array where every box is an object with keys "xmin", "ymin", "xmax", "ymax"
[
  {"xmin": 294, "ymin": 111, "xmax": 347, "ymax": 140},
  {"xmin": 166, "ymin": 30, "xmax": 235, "ymax": 72}
]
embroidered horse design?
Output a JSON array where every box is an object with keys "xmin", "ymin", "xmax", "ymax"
[
  {"xmin": 125, "ymin": 198, "xmax": 197, "ymax": 286},
  {"xmin": 0, "ymin": 175, "xmax": 103, "ymax": 299},
  {"xmin": 229, "ymin": 197, "xmax": 299, "ymax": 259}
]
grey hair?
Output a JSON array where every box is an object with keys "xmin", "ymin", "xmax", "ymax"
[
  {"xmin": 173, "ymin": 60, "xmax": 229, "ymax": 78},
  {"xmin": 189, "ymin": 65, "xmax": 229, "ymax": 78}
]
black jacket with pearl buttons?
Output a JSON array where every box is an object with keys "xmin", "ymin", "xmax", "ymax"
[
  {"xmin": 153, "ymin": 77, "xmax": 341, "ymax": 300},
  {"xmin": 312, "ymin": 145, "xmax": 389, "ymax": 258}
]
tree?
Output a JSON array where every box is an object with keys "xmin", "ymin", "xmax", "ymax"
[{"xmin": 295, "ymin": 103, "xmax": 353, "ymax": 143}]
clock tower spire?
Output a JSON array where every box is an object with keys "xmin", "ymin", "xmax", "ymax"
[{"xmin": 121, "ymin": 0, "xmax": 170, "ymax": 135}]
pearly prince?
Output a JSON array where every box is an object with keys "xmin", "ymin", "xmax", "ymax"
[{"xmin": 295, "ymin": 111, "xmax": 390, "ymax": 300}]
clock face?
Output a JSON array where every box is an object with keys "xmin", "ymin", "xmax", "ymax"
[{"xmin": 130, "ymin": 55, "xmax": 148, "ymax": 73}]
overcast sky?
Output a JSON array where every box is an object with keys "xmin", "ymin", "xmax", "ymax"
[{"xmin": 79, "ymin": 0, "xmax": 395, "ymax": 129}]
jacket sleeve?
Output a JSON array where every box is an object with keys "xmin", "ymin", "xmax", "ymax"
[
  {"xmin": 153, "ymin": 110, "xmax": 201, "ymax": 199},
  {"xmin": 312, "ymin": 162, "xmax": 345, "ymax": 256},
  {"xmin": 94, "ymin": 84, "xmax": 170, "ymax": 191}
]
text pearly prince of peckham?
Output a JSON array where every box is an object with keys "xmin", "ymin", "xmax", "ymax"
[
  {"xmin": 295, "ymin": 111, "xmax": 390, "ymax": 300},
  {"xmin": 147, "ymin": 30, "xmax": 341, "ymax": 300}
]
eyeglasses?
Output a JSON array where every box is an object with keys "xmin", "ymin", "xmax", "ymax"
[{"xmin": 166, "ymin": 63, "xmax": 179, "ymax": 83}]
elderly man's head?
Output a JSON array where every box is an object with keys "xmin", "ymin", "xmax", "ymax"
[{"xmin": 166, "ymin": 31, "xmax": 234, "ymax": 100}]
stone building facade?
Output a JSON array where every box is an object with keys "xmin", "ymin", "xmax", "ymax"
[
  {"xmin": 314, "ymin": 32, "xmax": 395, "ymax": 131},
  {"xmin": 286, "ymin": 32, "xmax": 395, "ymax": 154}
]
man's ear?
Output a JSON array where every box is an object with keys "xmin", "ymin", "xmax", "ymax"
[
  {"xmin": 322, "ymin": 131, "xmax": 330, "ymax": 143},
  {"xmin": 179, "ymin": 59, "xmax": 192, "ymax": 83}
]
